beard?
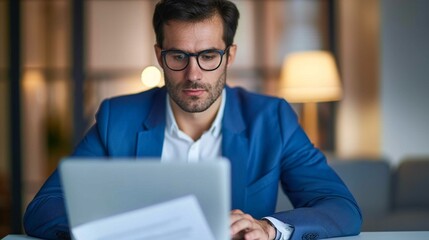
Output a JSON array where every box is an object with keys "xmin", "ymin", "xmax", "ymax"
[{"xmin": 165, "ymin": 69, "xmax": 227, "ymax": 113}]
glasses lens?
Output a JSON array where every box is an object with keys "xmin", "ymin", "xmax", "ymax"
[
  {"xmin": 198, "ymin": 50, "xmax": 222, "ymax": 71},
  {"xmin": 164, "ymin": 51, "xmax": 188, "ymax": 70}
]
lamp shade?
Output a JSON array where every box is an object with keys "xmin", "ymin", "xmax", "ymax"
[{"xmin": 279, "ymin": 51, "xmax": 342, "ymax": 103}]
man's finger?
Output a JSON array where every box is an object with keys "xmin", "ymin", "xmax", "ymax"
[
  {"xmin": 230, "ymin": 217, "xmax": 254, "ymax": 236},
  {"xmin": 230, "ymin": 209, "xmax": 244, "ymax": 214},
  {"xmin": 243, "ymin": 228, "xmax": 267, "ymax": 240}
]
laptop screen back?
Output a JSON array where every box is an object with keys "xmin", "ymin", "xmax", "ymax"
[{"xmin": 59, "ymin": 158, "xmax": 231, "ymax": 240}]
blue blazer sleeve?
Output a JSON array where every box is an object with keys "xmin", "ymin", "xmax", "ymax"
[
  {"xmin": 276, "ymin": 132, "xmax": 362, "ymax": 240},
  {"xmin": 22, "ymin": 169, "xmax": 70, "ymax": 240},
  {"xmin": 272, "ymin": 101, "xmax": 362, "ymax": 239}
]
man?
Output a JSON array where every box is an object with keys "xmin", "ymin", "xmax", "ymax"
[{"xmin": 24, "ymin": 0, "xmax": 362, "ymax": 239}]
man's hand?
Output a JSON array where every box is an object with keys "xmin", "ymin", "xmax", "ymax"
[{"xmin": 230, "ymin": 209, "xmax": 276, "ymax": 240}]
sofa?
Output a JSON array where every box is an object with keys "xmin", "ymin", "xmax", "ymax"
[{"xmin": 275, "ymin": 156, "xmax": 429, "ymax": 231}]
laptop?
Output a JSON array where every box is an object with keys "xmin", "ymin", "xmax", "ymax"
[{"xmin": 59, "ymin": 157, "xmax": 231, "ymax": 240}]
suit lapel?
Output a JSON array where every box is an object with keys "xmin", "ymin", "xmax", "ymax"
[
  {"xmin": 136, "ymin": 89, "xmax": 166, "ymax": 158},
  {"xmin": 136, "ymin": 127, "xmax": 164, "ymax": 157}
]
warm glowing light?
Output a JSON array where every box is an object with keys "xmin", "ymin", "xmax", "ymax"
[
  {"xmin": 279, "ymin": 51, "xmax": 342, "ymax": 103},
  {"xmin": 141, "ymin": 66, "xmax": 162, "ymax": 88},
  {"xmin": 23, "ymin": 70, "xmax": 44, "ymax": 91},
  {"xmin": 22, "ymin": 69, "xmax": 47, "ymax": 105}
]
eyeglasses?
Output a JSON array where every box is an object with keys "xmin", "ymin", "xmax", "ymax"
[{"xmin": 161, "ymin": 46, "xmax": 230, "ymax": 71}]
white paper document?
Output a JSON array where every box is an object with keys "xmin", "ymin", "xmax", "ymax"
[{"xmin": 72, "ymin": 195, "xmax": 215, "ymax": 240}]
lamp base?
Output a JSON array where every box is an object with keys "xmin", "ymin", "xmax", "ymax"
[{"xmin": 301, "ymin": 102, "xmax": 319, "ymax": 147}]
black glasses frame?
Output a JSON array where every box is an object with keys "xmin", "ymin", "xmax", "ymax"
[{"xmin": 161, "ymin": 46, "xmax": 230, "ymax": 71}]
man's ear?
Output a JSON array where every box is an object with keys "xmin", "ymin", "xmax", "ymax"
[
  {"xmin": 226, "ymin": 44, "xmax": 237, "ymax": 67},
  {"xmin": 154, "ymin": 44, "xmax": 164, "ymax": 68}
]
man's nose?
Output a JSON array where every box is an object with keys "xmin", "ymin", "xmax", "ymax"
[{"xmin": 185, "ymin": 57, "xmax": 202, "ymax": 81}]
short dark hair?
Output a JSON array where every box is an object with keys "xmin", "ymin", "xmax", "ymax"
[{"xmin": 153, "ymin": 0, "xmax": 240, "ymax": 48}]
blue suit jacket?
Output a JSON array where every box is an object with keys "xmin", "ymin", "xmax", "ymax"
[{"xmin": 24, "ymin": 86, "xmax": 361, "ymax": 240}]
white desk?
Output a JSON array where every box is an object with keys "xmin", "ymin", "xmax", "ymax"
[
  {"xmin": 328, "ymin": 231, "xmax": 429, "ymax": 239},
  {"xmin": 3, "ymin": 232, "xmax": 429, "ymax": 239}
]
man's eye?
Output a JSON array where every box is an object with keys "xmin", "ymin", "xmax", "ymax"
[
  {"xmin": 200, "ymin": 52, "xmax": 217, "ymax": 61},
  {"xmin": 171, "ymin": 53, "xmax": 187, "ymax": 61}
]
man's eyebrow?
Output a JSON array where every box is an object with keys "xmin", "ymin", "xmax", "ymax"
[
  {"xmin": 162, "ymin": 47, "xmax": 183, "ymax": 51},
  {"xmin": 163, "ymin": 47, "xmax": 221, "ymax": 53}
]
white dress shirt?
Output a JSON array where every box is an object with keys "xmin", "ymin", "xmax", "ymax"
[{"xmin": 161, "ymin": 90, "xmax": 225, "ymax": 163}]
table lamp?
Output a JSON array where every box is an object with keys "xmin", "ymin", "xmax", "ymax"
[{"xmin": 278, "ymin": 51, "xmax": 342, "ymax": 147}]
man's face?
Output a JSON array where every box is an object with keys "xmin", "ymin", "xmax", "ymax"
[{"xmin": 155, "ymin": 15, "xmax": 236, "ymax": 113}]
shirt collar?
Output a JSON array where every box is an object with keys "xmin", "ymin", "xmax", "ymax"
[{"xmin": 165, "ymin": 89, "xmax": 226, "ymax": 138}]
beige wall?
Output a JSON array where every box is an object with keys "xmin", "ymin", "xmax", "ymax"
[
  {"xmin": 336, "ymin": 0, "xmax": 381, "ymax": 158},
  {"xmin": 86, "ymin": 0, "xmax": 155, "ymax": 71}
]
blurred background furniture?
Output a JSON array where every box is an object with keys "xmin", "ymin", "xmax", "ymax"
[
  {"xmin": 384, "ymin": 157, "xmax": 429, "ymax": 230},
  {"xmin": 276, "ymin": 156, "xmax": 429, "ymax": 231}
]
